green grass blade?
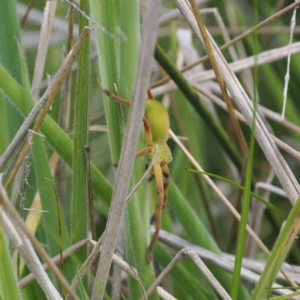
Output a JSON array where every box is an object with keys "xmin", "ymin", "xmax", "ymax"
[
  {"xmin": 269, "ymin": 290, "xmax": 300, "ymax": 300},
  {"xmin": 90, "ymin": 0, "xmax": 122, "ymax": 164},
  {"xmin": 231, "ymin": 132, "xmax": 254, "ymax": 299},
  {"xmin": 252, "ymin": 196, "xmax": 300, "ymax": 299},
  {"xmin": 32, "ymin": 137, "xmax": 72, "ymax": 252},
  {"xmin": 231, "ymin": 2, "xmax": 258, "ymax": 296},
  {"xmin": 0, "ymin": 226, "xmax": 22, "ymax": 300},
  {"xmin": 0, "ymin": 0, "xmax": 23, "ymax": 143},
  {"xmin": 71, "ymin": 0, "xmax": 90, "ymax": 268}
]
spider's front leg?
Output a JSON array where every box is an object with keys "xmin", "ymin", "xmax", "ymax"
[{"xmin": 147, "ymin": 162, "xmax": 164, "ymax": 262}]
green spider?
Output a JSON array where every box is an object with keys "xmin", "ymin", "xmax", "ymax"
[{"xmin": 102, "ymin": 87, "xmax": 172, "ymax": 262}]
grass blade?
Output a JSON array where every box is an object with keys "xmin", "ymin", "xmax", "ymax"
[
  {"xmin": 71, "ymin": 0, "xmax": 90, "ymax": 271},
  {"xmin": 0, "ymin": 225, "xmax": 22, "ymax": 300},
  {"xmin": 252, "ymin": 196, "xmax": 300, "ymax": 299}
]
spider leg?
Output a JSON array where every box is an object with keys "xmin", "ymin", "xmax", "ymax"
[
  {"xmin": 101, "ymin": 89, "xmax": 131, "ymax": 106},
  {"xmin": 147, "ymin": 162, "xmax": 164, "ymax": 262},
  {"xmin": 147, "ymin": 89, "xmax": 154, "ymax": 99},
  {"xmin": 100, "ymin": 85, "xmax": 154, "ymax": 146},
  {"xmin": 142, "ymin": 117, "xmax": 153, "ymax": 146},
  {"xmin": 148, "ymin": 173, "xmax": 155, "ymax": 182},
  {"xmin": 114, "ymin": 147, "xmax": 151, "ymax": 167},
  {"xmin": 150, "ymin": 164, "xmax": 169, "ymax": 225},
  {"xmin": 135, "ymin": 147, "xmax": 152, "ymax": 159},
  {"xmin": 149, "ymin": 168, "xmax": 156, "ymax": 224},
  {"xmin": 161, "ymin": 164, "xmax": 170, "ymax": 210}
]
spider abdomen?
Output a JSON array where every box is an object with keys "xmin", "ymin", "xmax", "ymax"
[{"xmin": 145, "ymin": 99, "xmax": 169, "ymax": 144}]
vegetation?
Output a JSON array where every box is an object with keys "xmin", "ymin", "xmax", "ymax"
[{"xmin": 1, "ymin": 0, "xmax": 300, "ymax": 299}]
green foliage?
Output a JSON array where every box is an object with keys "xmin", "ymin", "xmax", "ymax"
[{"xmin": 1, "ymin": 0, "xmax": 300, "ymax": 299}]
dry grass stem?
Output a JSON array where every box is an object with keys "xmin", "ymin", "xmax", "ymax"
[
  {"xmin": 156, "ymin": 287, "xmax": 177, "ymax": 300},
  {"xmin": 62, "ymin": 0, "xmax": 119, "ymax": 40},
  {"xmin": 191, "ymin": 42, "xmax": 300, "ymax": 84},
  {"xmin": 31, "ymin": 0, "xmax": 57, "ymax": 100},
  {"xmin": 224, "ymin": 253, "xmax": 300, "ymax": 285},
  {"xmin": 272, "ymin": 136, "xmax": 300, "ymax": 162}
]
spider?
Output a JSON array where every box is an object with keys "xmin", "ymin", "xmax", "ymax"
[{"xmin": 101, "ymin": 87, "xmax": 172, "ymax": 262}]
